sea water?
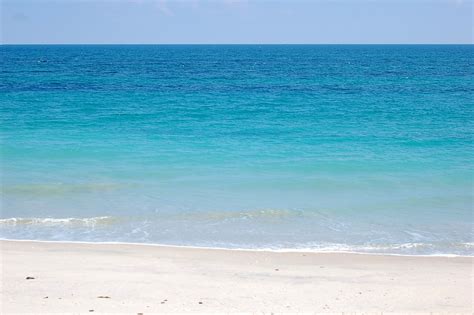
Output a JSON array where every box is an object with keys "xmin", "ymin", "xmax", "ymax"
[{"xmin": 1, "ymin": 45, "xmax": 473, "ymax": 255}]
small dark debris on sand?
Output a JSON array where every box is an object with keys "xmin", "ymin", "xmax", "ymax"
[
  {"xmin": 97, "ymin": 296, "xmax": 111, "ymax": 299},
  {"xmin": 43, "ymin": 296, "xmax": 48, "ymax": 299},
  {"xmin": 25, "ymin": 276, "xmax": 35, "ymax": 280},
  {"xmin": 198, "ymin": 301, "xmax": 203, "ymax": 304},
  {"xmin": 275, "ymin": 269, "xmax": 279, "ymax": 271},
  {"xmin": 89, "ymin": 310, "xmax": 94, "ymax": 312}
]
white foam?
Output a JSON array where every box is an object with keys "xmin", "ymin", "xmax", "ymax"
[
  {"xmin": 0, "ymin": 238, "xmax": 471, "ymax": 258},
  {"xmin": 0, "ymin": 216, "xmax": 115, "ymax": 226}
]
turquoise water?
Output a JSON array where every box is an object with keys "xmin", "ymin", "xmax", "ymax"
[{"xmin": 1, "ymin": 45, "xmax": 473, "ymax": 255}]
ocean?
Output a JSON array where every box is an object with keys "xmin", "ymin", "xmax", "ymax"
[{"xmin": 1, "ymin": 44, "xmax": 472, "ymax": 255}]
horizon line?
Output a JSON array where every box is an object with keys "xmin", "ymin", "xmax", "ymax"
[{"xmin": 2, "ymin": 43, "xmax": 473, "ymax": 46}]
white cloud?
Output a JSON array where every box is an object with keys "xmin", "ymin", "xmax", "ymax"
[{"xmin": 153, "ymin": 0, "xmax": 174, "ymax": 16}]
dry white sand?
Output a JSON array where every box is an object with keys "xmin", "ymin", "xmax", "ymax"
[{"xmin": 0, "ymin": 239, "xmax": 472, "ymax": 313}]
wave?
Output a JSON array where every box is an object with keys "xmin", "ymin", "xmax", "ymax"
[
  {"xmin": 0, "ymin": 216, "xmax": 118, "ymax": 226},
  {"xmin": 279, "ymin": 241, "xmax": 474, "ymax": 254},
  {"xmin": 1, "ymin": 214, "xmax": 472, "ymax": 256},
  {"xmin": 0, "ymin": 238, "xmax": 472, "ymax": 257},
  {"xmin": 2, "ymin": 183, "xmax": 125, "ymax": 195},
  {"xmin": 0, "ymin": 209, "xmax": 306, "ymax": 226},
  {"xmin": 179, "ymin": 208, "xmax": 308, "ymax": 220}
]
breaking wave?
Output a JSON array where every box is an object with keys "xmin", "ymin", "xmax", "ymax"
[{"xmin": 0, "ymin": 216, "xmax": 119, "ymax": 226}]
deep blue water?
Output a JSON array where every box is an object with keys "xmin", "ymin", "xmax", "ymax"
[{"xmin": 1, "ymin": 45, "xmax": 473, "ymax": 255}]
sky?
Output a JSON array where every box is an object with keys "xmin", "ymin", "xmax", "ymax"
[{"xmin": 1, "ymin": 0, "xmax": 473, "ymax": 44}]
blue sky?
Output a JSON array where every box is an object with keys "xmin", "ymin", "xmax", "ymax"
[{"xmin": 1, "ymin": 0, "xmax": 472, "ymax": 44}]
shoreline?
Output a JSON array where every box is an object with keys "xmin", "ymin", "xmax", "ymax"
[
  {"xmin": 1, "ymin": 239, "xmax": 472, "ymax": 312},
  {"xmin": 0, "ymin": 237, "xmax": 470, "ymax": 258}
]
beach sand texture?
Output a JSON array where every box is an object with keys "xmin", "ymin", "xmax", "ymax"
[{"xmin": 1, "ymin": 240, "xmax": 472, "ymax": 313}]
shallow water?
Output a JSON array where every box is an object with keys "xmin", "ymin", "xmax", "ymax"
[{"xmin": 1, "ymin": 45, "xmax": 473, "ymax": 255}]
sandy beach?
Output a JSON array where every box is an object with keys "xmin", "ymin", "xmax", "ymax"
[{"xmin": 0, "ymin": 240, "xmax": 472, "ymax": 313}]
